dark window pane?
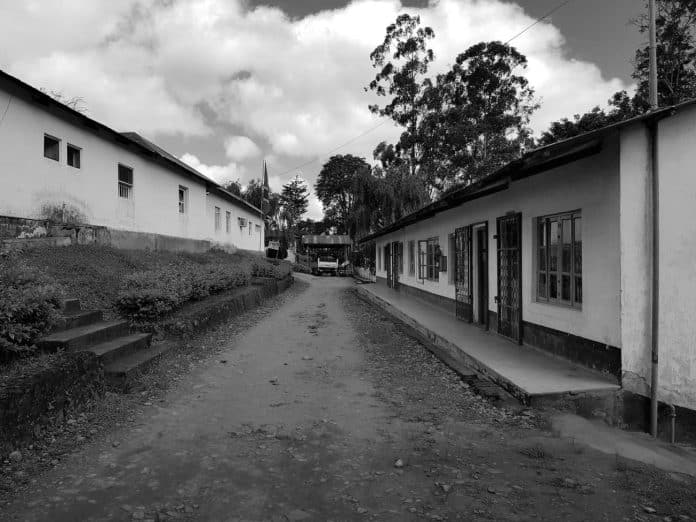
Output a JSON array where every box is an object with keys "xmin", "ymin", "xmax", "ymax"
[
  {"xmin": 539, "ymin": 247, "xmax": 546, "ymax": 271},
  {"xmin": 549, "ymin": 274, "xmax": 558, "ymax": 299},
  {"xmin": 575, "ymin": 276, "xmax": 583, "ymax": 304},
  {"xmin": 538, "ymin": 273, "xmax": 547, "ymax": 298},
  {"xmin": 549, "ymin": 246, "xmax": 558, "ymax": 272},
  {"xmin": 44, "ymin": 135, "xmax": 59, "ymax": 161},
  {"xmin": 574, "ymin": 240, "xmax": 582, "ymax": 274},
  {"xmin": 562, "ymin": 245, "xmax": 571, "ymax": 273},
  {"xmin": 118, "ymin": 165, "xmax": 133, "ymax": 185},
  {"xmin": 574, "ymin": 216, "xmax": 582, "ymax": 242},
  {"xmin": 562, "ymin": 219, "xmax": 572, "ymax": 244},
  {"xmin": 67, "ymin": 145, "xmax": 80, "ymax": 168},
  {"xmin": 550, "ymin": 220, "xmax": 559, "ymax": 245},
  {"xmin": 538, "ymin": 220, "xmax": 547, "ymax": 247},
  {"xmin": 561, "ymin": 275, "xmax": 571, "ymax": 301}
]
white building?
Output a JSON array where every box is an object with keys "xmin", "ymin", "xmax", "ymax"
[
  {"xmin": 0, "ymin": 70, "xmax": 264, "ymax": 253},
  {"xmin": 362, "ymin": 100, "xmax": 696, "ymax": 431}
]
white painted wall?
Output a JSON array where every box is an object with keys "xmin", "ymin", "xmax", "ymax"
[
  {"xmin": 376, "ymin": 137, "xmax": 622, "ymax": 348},
  {"xmin": 620, "ymin": 106, "xmax": 696, "ymax": 411},
  {"xmin": 205, "ymin": 191, "xmax": 264, "ymax": 252},
  {"xmin": 619, "ymin": 123, "xmax": 652, "ymax": 400},
  {"xmin": 0, "ymin": 89, "xmax": 262, "ymax": 251}
]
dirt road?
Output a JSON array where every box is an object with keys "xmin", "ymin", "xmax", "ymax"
[{"xmin": 3, "ymin": 275, "xmax": 696, "ymax": 521}]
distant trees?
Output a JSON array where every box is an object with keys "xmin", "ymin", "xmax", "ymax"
[
  {"xmin": 315, "ymin": 155, "xmax": 371, "ymax": 233},
  {"xmin": 280, "ymin": 176, "xmax": 309, "ymax": 229}
]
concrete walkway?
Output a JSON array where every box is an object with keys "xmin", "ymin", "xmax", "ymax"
[{"xmin": 357, "ymin": 282, "xmax": 619, "ymax": 403}]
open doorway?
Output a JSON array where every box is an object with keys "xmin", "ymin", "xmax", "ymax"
[{"xmin": 472, "ymin": 223, "xmax": 489, "ymax": 329}]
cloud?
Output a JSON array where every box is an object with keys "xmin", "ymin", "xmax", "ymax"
[
  {"xmin": 179, "ymin": 153, "xmax": 244, "ymax": 184},
  {"xmin": 224, "ymin": 135, "xmax": 261, "ymax": 161},
  {"xmin": 0, "ymin": 0, "xmax": 632, "ymax": 221}
]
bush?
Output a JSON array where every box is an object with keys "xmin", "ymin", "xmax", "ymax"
[
  {"xmin": 0, "ymin": 261, "xmax": 64, "ymax": 361},
  {"xmin": 115, "ymin": 262, "xmax": 252, "ymax": 321}
]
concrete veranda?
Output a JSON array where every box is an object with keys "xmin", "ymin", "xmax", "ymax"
[{"xmin": 356, "ymin": 281, "xmax": 620, "ymax": 402}]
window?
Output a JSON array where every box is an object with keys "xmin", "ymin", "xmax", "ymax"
[
  {"xmin": 67, "ymin": 144, "xmax": 81, "ymax": 168},
  {"xmin": 118, "ymin": 164, "xmax": 133, "ymax": 199},
  {"xmin": 418, "ymin": 237, "xmax": 439, "ymax": 282},
  {"xmin": 397, "ymin": 242, "xmax": 403, "ymax": 274},
  {"xmin": 377, "ymin": 248, "xmax": 381, "ymax": 271},
  {"xmin": 44, "ymin": 134, "xmax": 60, "ymax": 161},
  {"xmin": 214, "ymin": 206, "xmax": 221, "ymax": 230},
  {"xmin": 178, "ymin": 186, "xmax": 188, "ymax": 213},
  {"xmin": 408, "ymin": 240, "xmax": 415, "ymax": 276},
  {"xmin": 248, "ymin": 221, "xmax": 253, "ymax": 235},
  {"xmin": 537, "ymin": 211, "xmax": 582, "ymax": 307},
  {"xmin": 226, "ymin": 211, "xmax": 231, "ymax": 232},
  {"xmin": 448, "ymin": 234, "xmax": 456, "ymax": 284}
]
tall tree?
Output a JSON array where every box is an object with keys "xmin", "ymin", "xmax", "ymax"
[
  {"xmin": 280, "ymin": 175, "xmax": 309, "ymax": 228},
  {"xmin": 222, "ymin": 179, "xmax": 242, "ymax": 196},
  {"xmin": 242, "ymin": 179, "xmax": 264, "ymax": 209},
  {"xmin": 633, "ymin": 0, "xmax": 696, "ymax": 108},
  {"xmin": 315, "ymin": 154, "xmax": 371, "ymax": 234},
  {"xmin": 366, "ymin": 14, "xmax": 435, "ymax": 175},
  {"xmin": 540, "ymin": 1, "xmax": 696, "ymax": 145},
  {"xmin": 418, "ymin": 41, "xmax": 537, "ymax": 190}
]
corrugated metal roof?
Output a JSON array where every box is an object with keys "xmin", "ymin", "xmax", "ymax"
[
  {"xmin": 0, "ymin": 69, "xmax": 261, "ymax": 216},
  {"xmin": 302, "ymin": 234, "xmax": 352, "ymax": 245},
  {"xmin": 359, "ymin": 99, "xmax": 696, "ymax": 244}
]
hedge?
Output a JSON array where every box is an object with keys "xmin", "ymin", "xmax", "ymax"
[{"xmin": 0, "ymin": 261, "xmax": 64, "ymax": 362}]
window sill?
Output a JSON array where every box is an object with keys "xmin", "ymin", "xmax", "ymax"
[{"xmin": 534, "ymin": 299, "xmax": 582, "ymax": 311}]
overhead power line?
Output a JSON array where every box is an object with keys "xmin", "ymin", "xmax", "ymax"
[
  {"xmin": 505, "ymin": 0, "xmax": 575, "ymax": 45},
  {"xmin": 273, "ymin": 120, "xmax": 389, "ymax": 178},
  {"xmin": 273, "ymin": 0, "xmax": 574, "ymax": 178}
]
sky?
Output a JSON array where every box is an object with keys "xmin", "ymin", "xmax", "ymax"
[{"xmin": 0, "ymin": 0, "xmax": 645, "ymax": 220}]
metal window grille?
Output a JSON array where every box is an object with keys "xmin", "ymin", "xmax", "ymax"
[
  {"xmin": 118, "ymin": 165, "xmax": 133, "ymax": 199},
  {"xmin": 178, "ymin": 186, "xmax": 187, "ymax": 213},
  {"xmin": 214, "ymin": 207, "xmax": 221, "ymax": 230}
]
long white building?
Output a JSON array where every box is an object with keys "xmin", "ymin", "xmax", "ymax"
[{"xmin": 0, "ymin": 69, "xmax": 264, "ymax": 252}]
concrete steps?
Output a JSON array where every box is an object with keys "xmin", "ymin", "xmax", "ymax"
[{"xmin": 38, "ymin": 299, "xmax": 165, "ymax": 392}]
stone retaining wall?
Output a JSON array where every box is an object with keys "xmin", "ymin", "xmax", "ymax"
[{"xmin": 0, "ymin": 352, "xmax": 104, "ymax": 445}]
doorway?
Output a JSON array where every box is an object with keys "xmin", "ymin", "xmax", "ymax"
[
  {"xmin": 473, "ymin": 224, "xmax": 489, "ymax": 328},
  {"xmin": 496, "ymin": 213, "xmax": 522, "ymax": 343}
]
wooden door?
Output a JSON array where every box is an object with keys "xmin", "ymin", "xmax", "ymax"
[
  {"xmin": 385, "ymin": 244, "xmax": 392, "ymax": 288},
  {"xmin": 455, "ymin": 226, "xmax": 473, "ymax": 322},
  {"xmin": 391, "ymin": 242, "xmax": 401, "ymax": 289},
  {"xmin": 476, "ymin": 226, "xmax": 489, "ymax": 328},
  {"xmin": 496, "ymin": 213, "xmax": 522, "ymax": 343}
]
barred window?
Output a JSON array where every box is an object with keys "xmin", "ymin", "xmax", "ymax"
[{"xmin": 537, "ymin": 211, "xmax": 581, "ymax": 307}]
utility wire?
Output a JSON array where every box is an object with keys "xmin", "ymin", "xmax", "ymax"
[
  {"xmin": 273, "ymin": 0, "xmax": 574, "ymax": 178},
  {"xmin": 504, "ymin": 0, "xmax": 575, "ymax": 45},
  {"xmin": 273, "ymin": 120, "xmax": 389, "ymax": 177}
]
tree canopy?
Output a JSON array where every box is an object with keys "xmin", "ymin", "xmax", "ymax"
[
  {"xmin": 280, "ymin": 176, "xmax": 309, "ymax": 228},
  {"xmin": 540, "ymin": 0, "xmax": 696, "ymax": 145},
  {"xmin": 315, "ymin": 154, "xmax": 371, "ymax": 233}
]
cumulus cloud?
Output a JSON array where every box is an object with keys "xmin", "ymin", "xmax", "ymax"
[
  {"xmin": 180, "ymin": 153, "xmax": 244, "ymax": 185},
  {"xmin": 224, "ymin": 136, "xmax": 262, "ymax": 161},
  {"xmin": 0, "ymin": 0, "xmax": 631, "ymax": 221}
]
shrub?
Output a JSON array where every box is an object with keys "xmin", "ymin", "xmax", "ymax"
[
  {"xmin": 115, "ymin": 260, "xmax": 252, "ymax": 321},
  {"xmin": 0, "ymin": 261, "xmax": 64, "ymax": 361}
]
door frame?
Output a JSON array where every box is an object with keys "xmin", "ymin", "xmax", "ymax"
[
  {"xmin": 496, "ymin": 213, "xmax": 523, "ymax": 344},
  {"xmin": 390, "ymin": 241, "xmax": 401, "ymax": 289},
  {"xmin": 454, "ymin": 225, "xmax": 473, "ymax": 322},
  {"xmin": 471, "ymin": 221, "xmax": 489, "ymax": 330}
]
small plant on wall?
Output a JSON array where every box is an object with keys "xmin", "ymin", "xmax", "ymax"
[{"xmin": 40, "ymin": 202, "xmax": 86, "ymax": 225}]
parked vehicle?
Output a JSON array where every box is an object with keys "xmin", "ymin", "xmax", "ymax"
[{"xmin": 311, "ymin": 255, "xmax": 338, "ymax": 276}]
